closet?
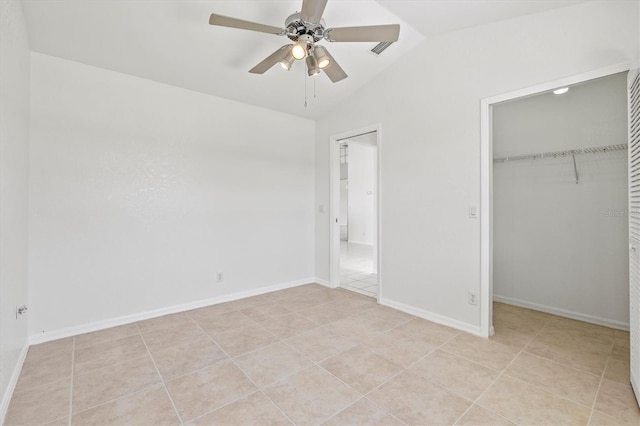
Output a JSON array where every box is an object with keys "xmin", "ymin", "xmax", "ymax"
[{"xmin": 492, "ymin": 72, "xmax": 629, "ymax": 329}]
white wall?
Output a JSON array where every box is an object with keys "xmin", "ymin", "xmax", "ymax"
[
  {"xmin": 314, "ymin": 0, "xmax": 638, "ymax": 331},
  {"xmin": 493, "ymin": 73, "xmax": 629, "ymax": 327},
  {"xmin": 347, "ymin": 142, "xmax": 376, "ymax": 245},
  {"xmin": 0, "ymin": 0, "xmax": 30, "ymax": 415},
  {"xmin": 29, "ymin": 53, "xmax": 315, "ymax": 337}
]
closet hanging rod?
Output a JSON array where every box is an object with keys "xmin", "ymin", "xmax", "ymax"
[{"xmin": 493, "ymin": 143, "xmax": 628, "ymax": 163}]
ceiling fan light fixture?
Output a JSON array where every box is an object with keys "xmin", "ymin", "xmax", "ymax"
[
  {"xmin": 306, "ymin": 55, "xmax": 320, "ymax": 76},
  {"xmin": 279, "ymin": 50, "xmax": 295, "ymax": 70},
  {"xmin": 292, "ymin": 40, "xmax": 308, "ymax": 60},
  {"xmin": 314, "ymin": 45, "xmax": 330, "ymax": 69}
]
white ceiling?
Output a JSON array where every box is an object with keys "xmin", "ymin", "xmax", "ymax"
[{"xmin": 22, "ymin": 0, "xmax": 588, "ymax": 119}]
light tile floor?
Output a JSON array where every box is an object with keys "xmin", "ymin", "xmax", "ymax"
[
  {"xmin": 340, "ymin": 242, "xmax": 377, "ymax": 298},
  {"xmin": 5, "ymin": 285, "xmax": 639, "ymax": 426}
]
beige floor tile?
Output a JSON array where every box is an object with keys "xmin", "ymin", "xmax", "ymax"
[
  {"xmin": 152, "ymin": 337, "xmax": 228, "ymax": 380},
  {"xmin": 392, "ymin": 318, "xmax": 460, "ymax": 346},
  {"xmin": 235, "ymin": 342, "xmax": 314, "ymax": 388},
  {"xmin": 141, "ymin": 321, "xmax": 209, "ymax": 353},
  {"xmin": 264, "ymin": 365, "xmax": 361, "ymax": 425},
  {"xmin": 137, "ymin": 312, "xmax": 194, "ymax": 334},
  {"xmin": 286, "ymin": 327, "xmax": 358, "ymax": 362},
  {"xmin": 368, "ymin": 371, "xmax": 471, "ymax": 425},
  {"xmin": 71, "ymin": 385, "xmax": 179, "ymax": 425},
  {"xmin": 535, "ymin": 324, "xmax": 614, "ymax": 356},
  {"xmin": 166, "ymin": 360, "xmax": 256, "ymax": 423},
  {"xmin": 410, "ymin": 350, "xmax": 499, "ymax": 400},
  {"xmin": 441, "ymin": 333, "xmax": 518, "ymax": 371},
  {"xmin": 5, "ymin": 378, "xmax": 71, "ymax": 426},
  {"xmin": 610, "ymin": 337, "xmax": 630, "ymax": 361},
  {"xmin": 72, "ymin": 354, "xmax": 161, "ymax": 412},
  {"xmin": 186, "ymin": 302, "xmax": 239, "ymax": 322},
  {"xmin": 455, "ymin": 405, "xmax": 514, "ymax": 425},
  {"xmin": 546, "ymin": 317, "xmax": 616, "ymax": 340},
  {"xmin": 589, "ymin": 409, "xmax": 634, "ymax": 425},
  {"xmin": 593, "ymin": 379, "xmax": 640, "ymax": 425},
  {"xmin": 277, "ymin": 294, "xmax": 332, "ymax": 313},
  {"xmin": 490, "ymin": 325, "xmax": 537, "ymax": 350},
  {"xmin": 260, "ymin": 313, "xmax": 321, "ymax": 339},
  {"xmin": 189, "ymin": 391, "xmax": 291, "ymax": 426},
  {"xmin": 320, "ymin": 346, "xmax": 404, "ymax": 394},
  {"xmin": 326, "ymin": 315, "xmax": 390, "ymax": 343},
  {"xmin": 363, "ymin": 330, "xmax": 437, "ymax": 367},
  {"xmin": 26, "ymin": 338, "xmax": 74, "ymax": 363},
  {"xmin": 493, "ymin": 305, "xmax": 549, "ymax": 335},
  {"xmin": 505, "ymin": 352, "xmax": 601, "ymax": 406},
  {"xmin": 74, "ymin": 334, "xmax": 148, "ymax": 375},
  {"xmin": 323, "ymin": 398, "xmax": 403, "ymax": 426},
  {"xmin": 350, "ymin": 306, "xmax": 414, "ymax": 329},
  {"xmin": 45, "ymin": 416, "xmax": 69, "ymax": 426},
  {"xmin": 477, "ymin": 375, "xmax": 591, "ymax": 425},
  {"xmin": 195, "ymin": 310, "xmax": 256, "ymax": 335},
  {"xmin": 296, "ymin": 304, "xmax": 353, "ymax": 324},
  {"xmin": 603, "ymin": 357, "xmax": 630, "ymax": 384},
  {"xmin": 16, "ymin": 350, "xmax": 72, "ymax": 392},
  {"xmin": 74, "ymin": 323, "xmax": 139, "ymax": 349},
  {"xmin": 525, "ymin": 335, "xmax": 610, "ymax": 375},
  {"xmin": 212, "ymin": 323, "xmax": 279, "ymax": 357},
  {"xmin": 240, "ymin": 304, "xmax": 292, "ymax": 322}
]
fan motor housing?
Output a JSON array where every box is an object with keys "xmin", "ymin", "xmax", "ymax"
[{"xmin": 284, "ymin": 12, "xmax": 324, "ymax": 42}]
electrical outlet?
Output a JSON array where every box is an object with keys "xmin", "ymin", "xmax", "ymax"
[
  {"xmin": 468, "ymin": 292, "xmax": 478, "ymax": 306},
  {"xmin": 216, "ymin": 272, "xmax": 224, "ymax": 283}
]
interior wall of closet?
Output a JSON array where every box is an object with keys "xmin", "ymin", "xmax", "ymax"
[{"xmin": 493, "ymin": 72, "xmax": 630, "ymax": 329}]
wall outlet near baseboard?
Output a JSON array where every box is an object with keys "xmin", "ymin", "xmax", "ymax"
[
  {"xmin": 468, "ymin": 292, "xmax": 478, "ymax": 306},
  {"xmin": 216, "ymin": 272, "xmax": 224, "ymax": 283}
]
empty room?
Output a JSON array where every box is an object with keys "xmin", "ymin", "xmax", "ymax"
[{"xmin": 1, "ymin": 0, "xmax": 639, "ymax": 425}]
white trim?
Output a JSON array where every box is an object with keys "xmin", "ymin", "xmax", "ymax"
[
  {"xmin": 480, "ymin": 62, "xmax": 631, "ymax": 339},
  {"xmin": 28, "ymin": 278, "xmax": 315, "ymax": 345},
  {"xmin": 346, "ymin": 240, "xmax": 374, "ymax": 246},
  {"xmin": 329, "ymin": 124, "xmax": 382, "ymax": 303},
  {"xmin": 0, "ymin": 344, "xmax": 29, "ymax": 424},
  {"xmin": 314, "ymin": 277, "xmax": 333, "ymax": 288},
  {"xmin": 380, "ymin": 297, "xmax": 483, "ymax": 337},
  {"xmin": 494, "ymin": 294, "xmax": 630, "ymax": 331}
]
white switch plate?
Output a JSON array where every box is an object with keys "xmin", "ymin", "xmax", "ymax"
[{"xmin": 469, "ymin": 204, "xmax": 478, "ymax": 218}]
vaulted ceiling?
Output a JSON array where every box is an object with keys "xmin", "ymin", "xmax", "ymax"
[{"xmin": 22, "ymin": 0, "xmax": 588, "ymax": 119}]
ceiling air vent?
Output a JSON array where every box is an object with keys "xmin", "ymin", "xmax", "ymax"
[{"xmin": 371, "ymin": 41, "xmax": 394, "ymax": 55}]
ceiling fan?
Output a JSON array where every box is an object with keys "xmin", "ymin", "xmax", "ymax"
[{"xmin": 208, "ymin": 0, "xmax": 400, "ymax": 83}]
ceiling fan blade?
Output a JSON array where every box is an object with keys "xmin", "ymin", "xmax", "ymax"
[
  {"xmin": 322, "ymin": 48, "xmax": 348, "ymax": 83},
  {"xmin": 209, "ymin": 14, "xmax": 284, "ymax": 35},
  {"xmin": 249, "ymin": 45, "xmax": 292, "ymax": 74},
  {"xmin": 300, "ymin": 0, "xmax": 328, "ymax": 24},
  {"xmin": 325, "ymin": 24, "xmax": 400, "ymax": 42}
]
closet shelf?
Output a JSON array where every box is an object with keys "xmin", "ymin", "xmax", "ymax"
[{"xmin": 493, "ymin": 143, "xmax": 627, "ymax": 163}]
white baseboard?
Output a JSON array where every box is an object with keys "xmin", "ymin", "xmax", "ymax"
[
  {"xmin": 493, "ymin": 294, "xmax": 630, "ymax": 331},
  {"xmin": 29, "ymin": 278, "xmax": 316, "ymax": 345},
  {"xmin": 314, "ymin": 278, "xmax": 332, "ymax": 288},
  {"xmin": 0, "ymin": 344, "xmax": 29, "ymax": 425},
  {"xmin": 379, "ymin": 298, "xmax": 483, "ymax": 337},
  {"xmin": 347, "ymin": 240, "xmax": 374, "ymax": 246}
]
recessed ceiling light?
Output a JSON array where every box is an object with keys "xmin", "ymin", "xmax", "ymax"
[{"xmin": 553, "ymin": 87, "xmax": 569, "ymax": 95}]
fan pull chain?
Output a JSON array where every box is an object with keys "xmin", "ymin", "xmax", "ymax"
[
  {"xmin": 314, "ymin": 77, "xmax": 317, "ymax": 99},
  {"xmin": 303, "ymin": 62, "xmax": 308, "ymax": 108}
]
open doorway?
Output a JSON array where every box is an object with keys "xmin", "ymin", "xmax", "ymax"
[{"xmin": 330, "ymin": 125, "xmax": 381, "ymax": 300}]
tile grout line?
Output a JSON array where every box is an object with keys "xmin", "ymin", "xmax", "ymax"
[
  {"xmin": 586, "ymin": 337, "xmax": 617, "ymax": 425},
  {"xmin": 67, "ymin": 337, "xmax": 75, "ymax": 426},
  {"xmin": 134, "ymin": 323, "xmax": 185, "ymax": 426},
  {"xmin": 189, "ymin": 316, "xmax": 297, "ymax": 426},
  {"xmin": 451, "ymin": 313, "xmax": 553, "ymax": 425}
]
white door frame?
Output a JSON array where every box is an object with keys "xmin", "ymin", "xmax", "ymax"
[
  {"xmin": 479, "ymin": 62, "xmax": 631, "ymax": 337},
  {"xmin": 330, "ymin": 124, "xmax": 382, "ymax": 302}
]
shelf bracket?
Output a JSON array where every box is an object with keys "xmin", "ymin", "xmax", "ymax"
[{"xmin": 572, "ymin": 152, "xmax": 579, "ymax": 184}]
